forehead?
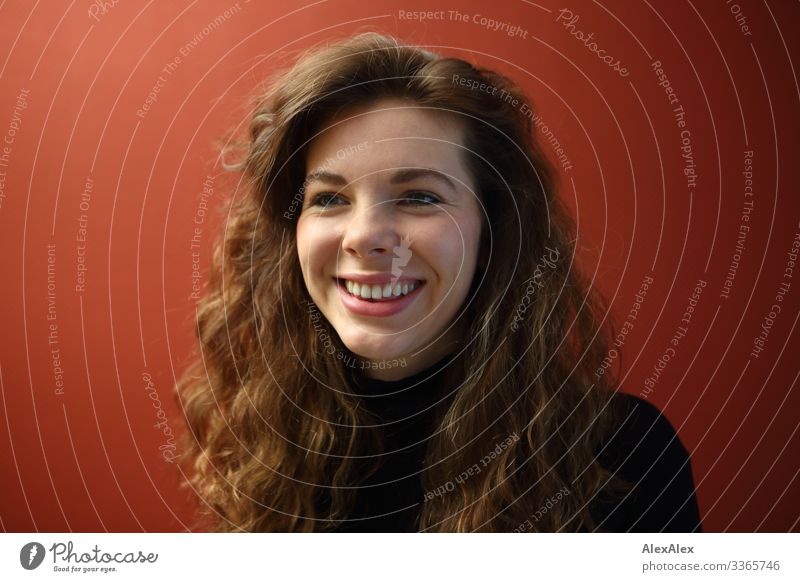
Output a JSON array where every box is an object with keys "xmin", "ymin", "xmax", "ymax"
[{"xmin": 305, "ymin": 99, "xmax": 469, "ymax": 179}]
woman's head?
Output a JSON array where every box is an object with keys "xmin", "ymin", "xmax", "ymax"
[
  {"xmin": 297, "ymin": 99, "xmax": 483, "ymax": 378},
  {"xmin": 242, "ymin": 32, "xmax": 559, "ymax": 379},
  {"xmin": 180, "ymin": 32, "xmax": 624, "ymax": 532}
]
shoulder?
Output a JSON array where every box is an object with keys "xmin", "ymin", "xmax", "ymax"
[
  {"xmin": 600, "ymin": 393, "xmax": 689, "ymax": 471},
  {"xmin": 592, "ymin": 392, "xmax": 703, "ymax": 532}
]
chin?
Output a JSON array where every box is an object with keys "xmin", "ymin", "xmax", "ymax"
[
  {"xmin": 347, "ymin": 343, "xmax": 404, "ymax": 363},
  {"xmin": 341, "ymin": 334, "xmax": 411, "ymax": 362}
]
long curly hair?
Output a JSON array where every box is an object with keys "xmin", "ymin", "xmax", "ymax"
[{"xmin": 177, "ymin": 31, "xmax": 627, "ymax": 532}]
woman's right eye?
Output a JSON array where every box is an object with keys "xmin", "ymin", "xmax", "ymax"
[{"xmin": 308, "ymin": 192, "xmax": 345, "ymax": 208}]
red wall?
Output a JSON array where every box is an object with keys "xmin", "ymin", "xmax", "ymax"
[{"xmin": 0, "ymin": 0, "xmax": 798, "ymax": 532}]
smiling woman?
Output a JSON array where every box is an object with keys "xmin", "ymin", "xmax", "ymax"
[{"xmin": 177, "ymin": 32, "xmax": 702, "ymax": 532}]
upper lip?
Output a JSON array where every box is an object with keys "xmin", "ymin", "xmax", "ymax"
[{"xmin": 335, "ymin": 273, "xmax": 424, "ymax": 285}]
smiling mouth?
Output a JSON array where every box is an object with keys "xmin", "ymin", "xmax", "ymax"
[{"xmin": 335, "ymin": 278, "xmax": 425, "ymax": 302}]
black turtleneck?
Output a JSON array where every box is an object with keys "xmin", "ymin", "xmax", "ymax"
[
  {"xmin": 328, "ymin": 356, "xmax": 703, "ymax": 533},
  {"xmin": 332, "ymin": 354, "xmax": 453, "ymax": 532}
]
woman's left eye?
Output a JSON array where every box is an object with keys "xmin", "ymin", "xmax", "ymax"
[{"xmin": 399, "ymin": 191, "xmax": 442, "ymax": 206}]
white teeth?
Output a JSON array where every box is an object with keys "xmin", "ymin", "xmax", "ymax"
[{"xmin": 341, "ymin": 279, "xmax": 420, "ymax": 300}]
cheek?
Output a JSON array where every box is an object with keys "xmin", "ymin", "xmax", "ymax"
[
  {"xmin": 295, "ymin": 219, "xmax": 331, "ymax": 286},
  {"xmin": 434, "ymin": 218, "xmax": 482, "ymax": 284},
  {"xmin": 295, "ymin": 216, "xmax": 310, "ymax": 250},
  {"xmin": 296, "ymin": 217, "xmax": 341, "ymax": 289}
]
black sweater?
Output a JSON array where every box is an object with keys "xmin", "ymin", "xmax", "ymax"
[{"xmin": 331, "ymin": 356, "xmax": 702, "ymax": 532}]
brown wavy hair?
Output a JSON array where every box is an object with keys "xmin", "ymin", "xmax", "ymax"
[{"xmin": 177, "ymin": 31, "xmax": 627, "ymax": 532}]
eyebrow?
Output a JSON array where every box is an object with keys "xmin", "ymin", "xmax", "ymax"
[{"xmin": 304, "ymin": 167, "xmax": 458, "ymax": 191}]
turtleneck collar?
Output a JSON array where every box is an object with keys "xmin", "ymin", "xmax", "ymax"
[{"xmin": 348, "ymin": 352, "xmax": 457, "ymax": 424}]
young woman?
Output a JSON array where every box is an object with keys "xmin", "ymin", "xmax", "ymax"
[{"xmin": 178, "ymin": 32, "xmax": 702, "ymax": 532}]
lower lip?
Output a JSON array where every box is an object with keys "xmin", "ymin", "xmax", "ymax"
[{"xmin": 336, "ymin": 279, "xmax": 424, "ymax": 317}]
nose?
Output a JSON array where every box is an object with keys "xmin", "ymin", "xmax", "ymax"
[{"xmin": 341, "ymin": 203, "xmax": 399, "ymax": 259}]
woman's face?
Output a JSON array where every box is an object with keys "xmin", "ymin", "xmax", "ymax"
[{"xmin": 296, "ymin": 99, "xmax": 483, "ymax": 380}]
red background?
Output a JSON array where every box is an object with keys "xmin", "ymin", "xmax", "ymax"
[{"xmin": 1, "ymin": 0, "xmax": 798, "ymax": 532}]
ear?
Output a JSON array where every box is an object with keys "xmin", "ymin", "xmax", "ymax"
[
  {"xmin": 477, "ymin": 244, "xmax": 488, "ymax": 269},
  {"xmin": 477, "ymin": 227, "xmax": 489, "ymax": 269}
]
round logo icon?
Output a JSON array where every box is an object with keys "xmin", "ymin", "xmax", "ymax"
[{"xmin": 20, "ymin": 542, "xmax": 46, "ymax": 570}]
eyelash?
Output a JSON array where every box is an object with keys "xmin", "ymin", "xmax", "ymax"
[{"xmin": 309, "ymin": 191, "xmax": 442, "ymax": 208}]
